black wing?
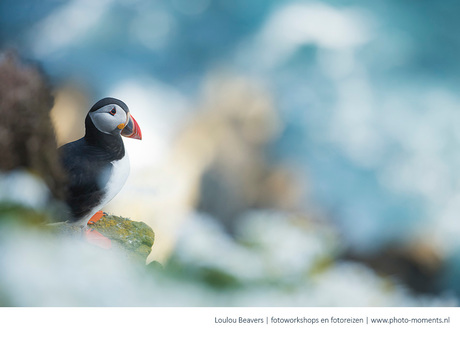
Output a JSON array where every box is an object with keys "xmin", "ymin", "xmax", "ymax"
[{"xmin": 59, "ymin": 139, "xmax": 113, "ymax": 221}]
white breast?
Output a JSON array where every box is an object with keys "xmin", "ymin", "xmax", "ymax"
[
  {"xmin": 101, "ymin": 153, "xmax": 130, "ymax": 209},
  {"xmin": 72, "ymin": 154, "xmax": 130, "ymax": 227}
]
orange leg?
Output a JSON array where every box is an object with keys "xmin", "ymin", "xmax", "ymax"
[{"xmin": 87, "ymin": 210, "xmax": 106, "ymax": 225}]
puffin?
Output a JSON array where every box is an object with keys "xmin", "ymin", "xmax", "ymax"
[{"xmin": 59, "ymin": 97, "xmax": 141, "ymax": 242}]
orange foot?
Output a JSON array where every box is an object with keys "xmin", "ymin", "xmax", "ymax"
[
  {"xmin": 87, "ymin": 210, "xmax": 106, "ymax": 225},
  {"xmin": 84, "ymin": 228, "xmax": 112, "ymax": 249}
]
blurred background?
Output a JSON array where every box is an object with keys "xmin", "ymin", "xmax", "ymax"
[{"xmin": 1, "ymin": 0, "xmax": 460, "ymax": 306}]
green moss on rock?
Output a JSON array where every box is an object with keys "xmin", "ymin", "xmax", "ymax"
[{"xmin": 90, "ymin": 214, "xmax": 155, "ymax": 262}]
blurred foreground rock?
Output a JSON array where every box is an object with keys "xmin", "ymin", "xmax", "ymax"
[{"xmin": 0, "ymin": 205, "xmax": 455, "ymax": 306}]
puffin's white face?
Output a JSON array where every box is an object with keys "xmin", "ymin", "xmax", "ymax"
[{"xmin": 89, "ymin": 104, "xmax": 129, "ymax": 135}]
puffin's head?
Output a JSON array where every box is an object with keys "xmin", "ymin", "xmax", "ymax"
[{"xmin": 87, "ymin": 97, "xmax": 142, "ymax": 140}]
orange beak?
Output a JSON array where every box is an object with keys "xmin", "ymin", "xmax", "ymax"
[{"xmin": 121, "ymin": 112, "xmax": 142, "ymax": 140}]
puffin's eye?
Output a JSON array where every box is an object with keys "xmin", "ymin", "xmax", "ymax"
[{"xmin": 109, "ymin": 107, "xmax": 117, "ymax": 115}]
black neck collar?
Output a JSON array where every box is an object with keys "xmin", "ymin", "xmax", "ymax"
[{"xmin": 84, "ymin": 115, "xmax": 125, "ymax": 160}]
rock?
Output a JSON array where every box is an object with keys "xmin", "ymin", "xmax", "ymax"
[
  {"xmin": 90, "ymin": 214, "xmax": 155, "ymax": 263},
  {"xmin": 0, "ymin": 52, "xmax": 67, "ymax": 202}
]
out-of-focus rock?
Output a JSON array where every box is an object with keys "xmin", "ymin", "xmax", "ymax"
[
  {"xmin": 171, "ymin": 74, "xmax": 303, "ymax": 232},
  {"xmin": 0, "ymin": 52, "xmax": 66, "ymax": 203}
]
